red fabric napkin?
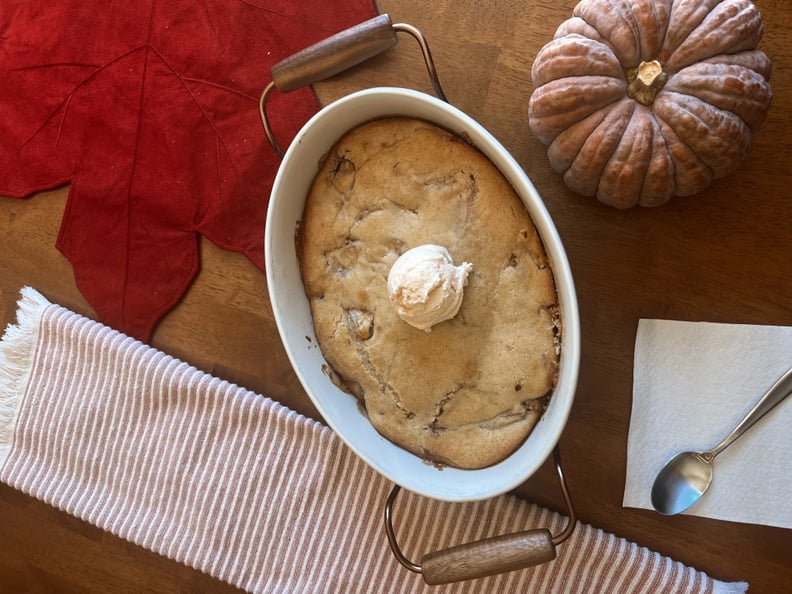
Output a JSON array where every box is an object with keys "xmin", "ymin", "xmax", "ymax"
[{"xmin": 0, "ymin": 0, "xmax": 378, "ymax": 340}]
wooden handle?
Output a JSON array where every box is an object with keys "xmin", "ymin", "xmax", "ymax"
[
  {"xmin": 271, "ymin": 14, "xmax": 398, "ymax": 93},
  {"xmin": 420, "ymin": 528, "xmax": 556, "ymax": 585}
]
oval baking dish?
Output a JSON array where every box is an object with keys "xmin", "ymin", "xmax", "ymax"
[
  {"xmin": 265, "ymin": 82, "xmax": 580, "ymax": 502},
  {"xmin": 262, "ymin": 15, "xmax": 583, "ymax": 584}
]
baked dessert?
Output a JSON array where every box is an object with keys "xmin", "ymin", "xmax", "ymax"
[{"xmin": 298, "ymin": 117, "xmax": 560, "ymax": 469}]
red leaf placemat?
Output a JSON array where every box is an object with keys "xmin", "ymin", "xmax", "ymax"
[{"xmin": 0, "ymin": 0, "xmax": 378, "ymax": 340}]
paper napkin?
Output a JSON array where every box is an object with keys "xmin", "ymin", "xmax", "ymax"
[{"xmin": 624, "ymin": 319, "xmax": 792, "ymax": 529}]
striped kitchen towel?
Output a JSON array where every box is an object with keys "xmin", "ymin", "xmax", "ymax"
[{"xmin": 0, "ymin": 287, "xmax": 747, "ymax": 593}]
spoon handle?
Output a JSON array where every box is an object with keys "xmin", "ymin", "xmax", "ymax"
[{"xmin": 710, "ymin": 365, "xmax": 792, "ymax": 458}]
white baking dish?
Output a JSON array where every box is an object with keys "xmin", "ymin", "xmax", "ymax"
[{"xmin": 265, "ymin": 86, "xmax": 580, "ymax": 503}]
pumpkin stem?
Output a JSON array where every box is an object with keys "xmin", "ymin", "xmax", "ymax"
[{"xmin": 626, "ymin": 60, "xmax": 668, "ymax": 106}]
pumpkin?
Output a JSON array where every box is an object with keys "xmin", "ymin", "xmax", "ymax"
[{"xmin": 528, "ymin": 0, "xmax": 773, "ymax": 208}]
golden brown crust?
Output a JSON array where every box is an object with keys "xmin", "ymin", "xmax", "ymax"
[{"xmin": 299, "ymin": 118, "xmax": 560, "ymax": 469}]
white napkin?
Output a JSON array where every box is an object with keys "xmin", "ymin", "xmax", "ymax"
[{"xmin": 623, "ymin": 319, "xmax": 792, "ymax": 529}]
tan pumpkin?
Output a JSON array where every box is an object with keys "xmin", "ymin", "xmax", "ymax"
[{"xmin": 528, "ymin": 0, "xmax": 773, "ymax": 208}]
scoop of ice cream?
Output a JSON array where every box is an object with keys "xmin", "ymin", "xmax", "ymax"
[{"xmin": 387, "ymin": 244, "xmax": 473, "ymax": 332}]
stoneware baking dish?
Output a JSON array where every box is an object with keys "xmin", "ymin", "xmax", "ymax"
[{"xmin": 261, "ymin": 15, "xmax": 580, "ymax": 585}]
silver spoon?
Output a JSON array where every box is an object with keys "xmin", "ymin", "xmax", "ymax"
[{"xmin": 651, "ymin": 365, "xmax": 792, "ymax": 515}]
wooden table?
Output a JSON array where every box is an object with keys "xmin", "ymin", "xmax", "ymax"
[{"xmin": 1, "ymin": 1, "xmax": 790, "ymax": 592}]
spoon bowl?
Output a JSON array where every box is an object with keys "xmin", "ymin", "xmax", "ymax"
[{"xmin": 651, "ymin": 451, "xmax": 714, "ymax": 515}]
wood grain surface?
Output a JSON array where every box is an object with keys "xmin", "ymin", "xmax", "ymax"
[{"xmin": 2, "ymin": 0, "xmax": 791, "ymax": 592}]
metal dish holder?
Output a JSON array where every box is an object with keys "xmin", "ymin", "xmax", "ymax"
[{"xmin": 259, "ymin": 14, "xmax": 576, "ymax": 585}]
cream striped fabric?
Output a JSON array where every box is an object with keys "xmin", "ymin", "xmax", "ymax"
[{"xmin": 0, "ymin": 288, "xmax": 747, "ymax": 593}]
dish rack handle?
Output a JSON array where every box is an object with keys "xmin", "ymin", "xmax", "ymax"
[
  {"xmin": 259, "ymin": 14, "xmax": 447, "ymax": 157},
  {"xmin": 384, "ymin": 446, "xmax": 577, "ymax": 585}
]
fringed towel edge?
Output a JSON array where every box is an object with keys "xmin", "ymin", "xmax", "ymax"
[
  {"xmin": 713, "ymin": 581, "xmax": 748, "ymax": 594},
  {"xmin": 0, "ymin": 287, "xmax": 51, "ymax": 467},
  {"xmin": 713, "ymin": 581, "xmax": 750, "ymax": 594}
]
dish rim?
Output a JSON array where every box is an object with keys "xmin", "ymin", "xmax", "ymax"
[{"xmin": 265, "ymin": 87, "xmax": 580, "ymax": 502}]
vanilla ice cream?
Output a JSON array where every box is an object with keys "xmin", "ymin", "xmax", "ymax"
[{"xmin": 387, "ymin": 244, "xmax": 473, "ymax": 331}]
